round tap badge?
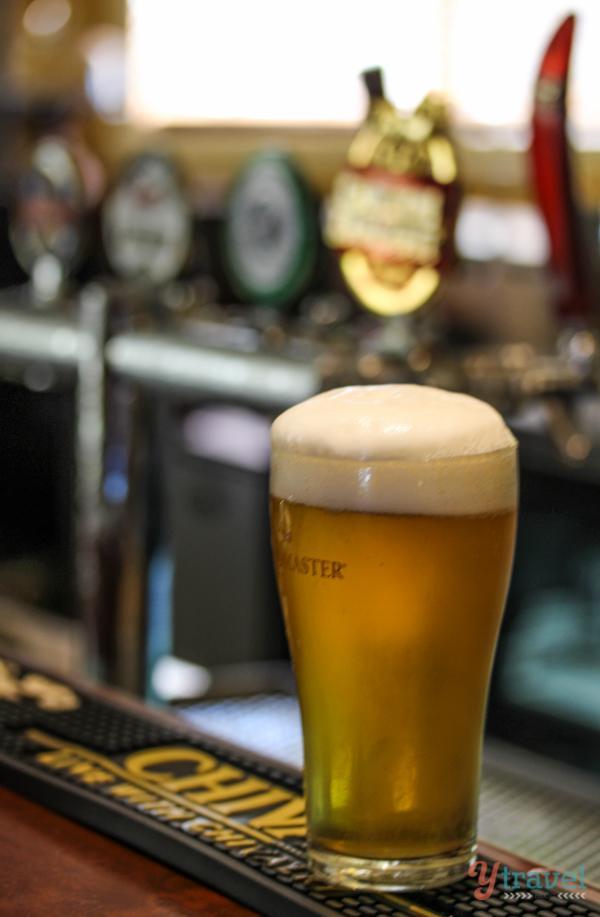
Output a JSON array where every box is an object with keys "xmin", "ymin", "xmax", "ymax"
[
  {"xmin": 324, "ymin": 91, "xmax": 459, "ymax": 317},
  {"xmin": 102, "ymin": 153, "xmax": 192, "ymax": 284},
  {"xmin": 10, "ymin": 136, "xmax": 86, "ymax": 278},
  {"xmin": 223, "ymin": 151, "xmax": 318, "ymax": 307}
]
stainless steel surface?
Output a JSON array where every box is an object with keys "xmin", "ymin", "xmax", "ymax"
[
  {"xmin": 106, "ymin": 331, "xmax": 321, "ymax": 408},
  {"xmin": 74, "ymin": 284, "xmax": 109, "ymax": 679},
  {"xmin": 0, "ymin": 286, "xmax": 110, "ymax": 680},
  {"xmin": 481, "ymin": 744, "xmax": 600, "ymax": 884},
  {"xmin": 0, "ymin": 305, "xmax": 88, "ymax": 368}
]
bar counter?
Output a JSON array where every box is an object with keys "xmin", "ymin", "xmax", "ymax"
[
  {"xmin": 0, "ymin": 786, "xmax": 254, "ymax": 916},
  {"xmin": 2, "ymin": 654, "xmax": 599, "ymax": 917}
]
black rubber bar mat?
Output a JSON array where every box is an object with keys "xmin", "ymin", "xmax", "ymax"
[{"xmin": 0, "ymin": 655, "xmax": 597, "ymax": 917}]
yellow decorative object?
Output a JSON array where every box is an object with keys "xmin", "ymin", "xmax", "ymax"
[{"xmin": 325, "ymin": 81, "xmax": 458, "ymax": 317}]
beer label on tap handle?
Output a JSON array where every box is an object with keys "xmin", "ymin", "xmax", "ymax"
[
  {"xmin": 222, "ymin": 150, "xmax": 318, "ymax": 308},
  {"xmin": 324, "ymin": 71, "xmax": 459, "ymax": 317},
  {"xmin": 102, "ymin": 153, "xmax": 193, "ymax": 285},
  {"xmin": 9, "ymin": 136, "xmax": 90, "ymax": 292}
]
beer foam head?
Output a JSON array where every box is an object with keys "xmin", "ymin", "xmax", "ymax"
[{"xmin": 271, "ymin": 385, "xmax": 517, "ymax": 515}]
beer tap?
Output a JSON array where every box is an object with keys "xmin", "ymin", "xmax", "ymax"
[
  {"xmin": 220, "ymin": 148, "xmax": 321, "ymax": 350},
  {"xmin": 321, "ymin": 66, "xmax": 462, "ymax": 392},
  {"xmin": 92, "ymin": 151, "xmax": 199, "ymax": 690},
  {"xmin": 413, "ymin": 14, "xmax": 600, "ymax": 466},
  {"xmin": 518, "ymin": 13, "xmax": 597, "ymax": 462},
  {"xmin": 9, "ymin": 128, "xmax": 103, "ymax": 308}
]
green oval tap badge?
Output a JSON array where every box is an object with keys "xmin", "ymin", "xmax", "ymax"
[
  {"xmin": 102, "ymin": 153, "xmax": 192, "ymax": 284},
  {"xmin": 223, "ymin": 151, "xmax": 318, "ymax": 307},
  {"xmin": 324, "ymin": 92, "xmax": 459, "ymax": 317}
]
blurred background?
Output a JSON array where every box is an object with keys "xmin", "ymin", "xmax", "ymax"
[{"xmin": 0, "ymin": 0, "xmax": 599, "ymax": 880}]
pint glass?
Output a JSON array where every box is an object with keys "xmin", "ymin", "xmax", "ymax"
[{"xmin": 270, "ymin": 385, "xmax": 517, "ymax": 891}]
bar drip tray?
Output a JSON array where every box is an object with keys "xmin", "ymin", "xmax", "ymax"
[{"xmin": 180, "ymin": 693, "xmax": 600, "ymax": 887}]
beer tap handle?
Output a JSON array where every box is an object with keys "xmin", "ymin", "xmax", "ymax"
[
  {"xmin": 531, "ymin": 14, "xmax": 593, "ymax": 321},
  {"xmin": 361, "ymin": 68, "xmax": 385, "ymax": 102}
]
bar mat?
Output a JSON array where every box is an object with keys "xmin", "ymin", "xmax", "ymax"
[{"xmin": 0, "ymin": 655, "xmax": 597, "ymax": 917}]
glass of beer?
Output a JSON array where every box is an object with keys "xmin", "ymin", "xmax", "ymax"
[{"xmin": 269, "ymin": 385, "xmax": 517, "ymax": 891}]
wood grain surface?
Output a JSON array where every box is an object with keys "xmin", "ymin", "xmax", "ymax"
[{"xmin": 0, "ymin": 787, "xmax": 255, "ymax": 916}]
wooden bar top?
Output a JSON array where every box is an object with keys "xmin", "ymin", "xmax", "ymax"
[{"xmin": 0, "ymin": 786, "xmax": 255, "ymax": 916}]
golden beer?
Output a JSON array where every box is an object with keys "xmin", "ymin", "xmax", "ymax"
[{"xmin": 270, "ymin": 385, "xmax": 517, "ymax": 891}]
